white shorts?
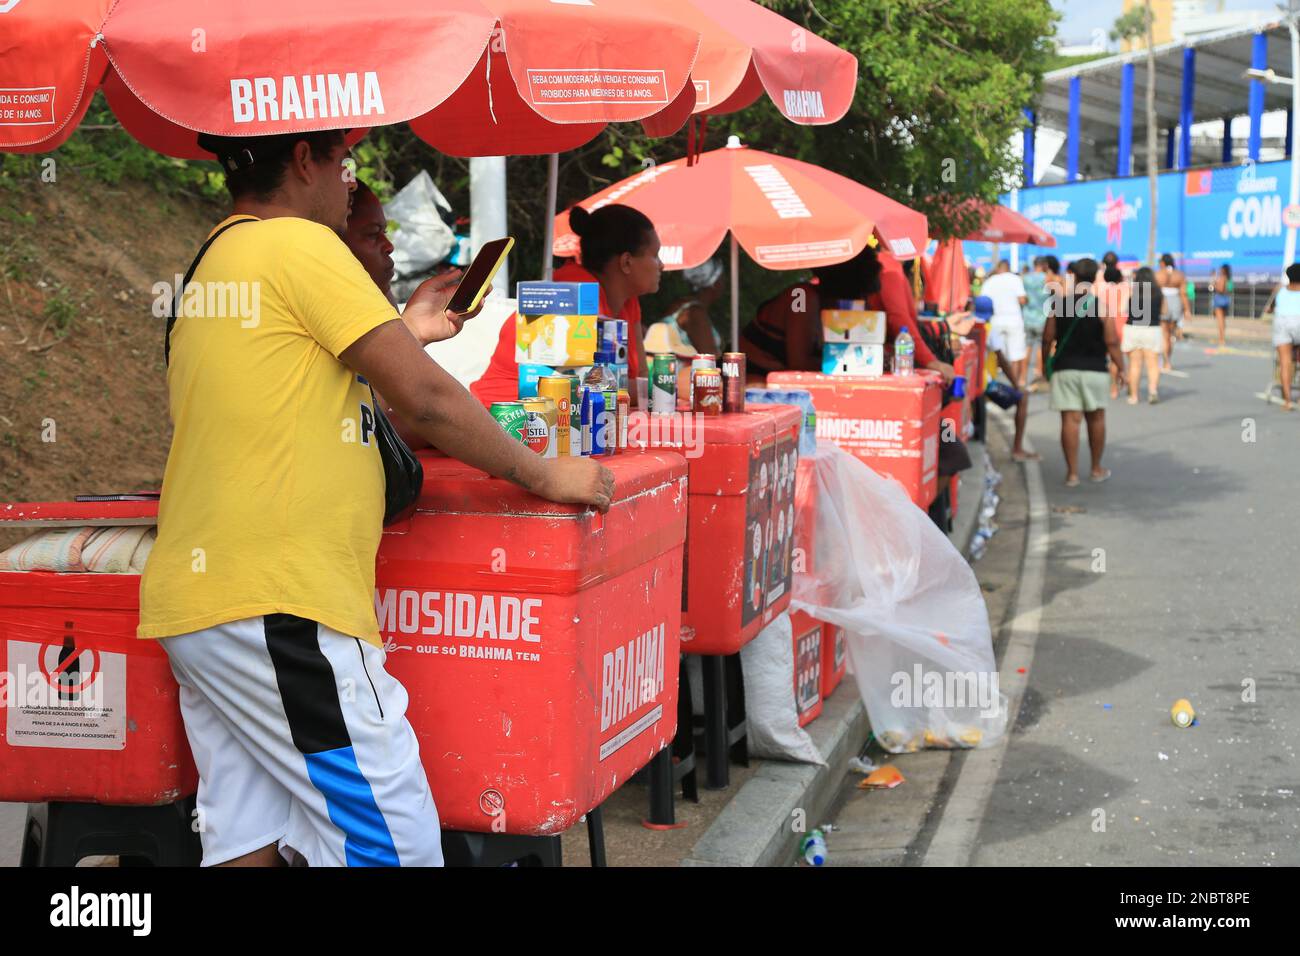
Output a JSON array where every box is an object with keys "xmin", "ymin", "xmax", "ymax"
[
  {"xmin": 1273, "ymin": 313, "xmax": 1300, "ymax": 347},
  {"xmin": 989, "ymin": 320, "xmax": 1028, "ymax": 363},
  {"xmin": 163, "ymin": 615, "xmax": 443, "ymax": 867},
  {"xmin": 1122, "ymin": 324, "xmax": 1163, "ymax": 353}
]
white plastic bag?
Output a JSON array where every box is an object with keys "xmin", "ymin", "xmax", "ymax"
[
  {"xmin": 384, "ymin": 170, "xmax": 455, "ymax": 280},
  {"xmin": 791, "ymin": 443, "xmax": 1007, "ymax": 753},
  {"xmin": 740, "ymin": 611, "xmax": 825, "ymax": 765}
]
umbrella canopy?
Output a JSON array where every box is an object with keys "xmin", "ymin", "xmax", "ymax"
[
  {"xmin": 2, "ymin": 0, "xmax": 859, "ymax": 159},
  {"xmin": 954, "ymin": 200, "xmax": 1056, "ymax": 247},
  {"xmin": 553, "ymin": 138, "xmax": 925, "ymax": 268},
  {"xmin": 552, "ymin": 136, "xmax": 928, "ymax": 348},
  {"xmin": 926, "ymin": 239, "xmax": 972, "ymax": 314},
  {"xmin": 1, "ymin": 0, "xmax": 702, "ymax": 156},
  {"xmin": 650, "ymin": 0, "xmax": 857, "ymax": 127}
]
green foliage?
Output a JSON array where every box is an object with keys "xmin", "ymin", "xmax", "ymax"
[
  {"xmin": 741, "ymin": 0, "xmax": 1058, "ymax": 239},
  {"xmin": 1111, "ymin": 6, "xmax": 1153, "ymax": 44},
  {"xmin": 42, "ymin": 284, "xmax": 79, "ymax": 334}
]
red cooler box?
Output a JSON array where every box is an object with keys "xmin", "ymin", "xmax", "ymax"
[
  {"xmin": 375, "ymin": 449, "xmax": 687, "ymax": 835},
  {"xmin": 792, "ymin": 457, "xmax": 847, "ymax": 700},
  {"xmin": 768, "ymin": 371, "xmax": 943, "ymax": 509},
  {"xmin": 630, "ymin": 406, "xmax": 801, "ymax": 656},
  {"xmin": 790, "ymin": 610, "xmax": 822, "ymax": 726},
  {"xmin": 0, "ymin": 500, "xmax": 198, "ymax": 805}
]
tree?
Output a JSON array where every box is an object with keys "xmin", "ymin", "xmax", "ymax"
[{"xmin": 1112, "ymin": 3, "xmax": 1158, "ymax": 267}]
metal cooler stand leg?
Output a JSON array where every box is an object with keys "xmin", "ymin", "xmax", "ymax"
[
  {"xmin": 20, "ymin": 798, "xmax": 202, "ymax": 867},
  {"xmin": 644, "ymin": 653, "xmax": 698, "ymax": 826},
  {"xmin": 701, "ymin": 652, "xmax": 749, "ymax": 790}
]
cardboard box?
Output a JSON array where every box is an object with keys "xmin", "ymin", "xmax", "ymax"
[
  {"xmin": 821, "ymin": 307, "xmax": 885, "ymax": 345},
  {"xmin": 517, "ymin": 281, "xmax": 601, "ymax": 316},
  {"xmin": 822, "ymin": 342, "xmax": 884, "ymax": 376},
  {"xmin": 516, "ymin": 313, "xmax": 600, "ymax": 366}
]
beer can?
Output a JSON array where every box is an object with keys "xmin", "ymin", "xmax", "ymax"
[
  {"xmin": 690, "ymin": 355, "xmax": 716, "ymax": 407},
  {"xmin": 583, "ymin": 387, "xmax": 607, "ymax": 456},
  {"xmin": 721, "ymin": 352, "xmax": 746, "ymax": 413},
  {"xmin": 602, "ymin": 386, "xmax": 619, "ymax": 455},
  {"xmin": 538, "ymin": 376, "xmax": 572, "ymax": 457},
  {"xmin": 567, "ymin": 375, "xmax": 583, "ymax": 457},
  {"xmin": 618, "ymin": 389, "xmax": 630, "ymax": 450},
  {"xmin": 489, "ymin": 401, "xmax": 528, "ymax": 442},
  {"xmin": 692, "ymin": 367, "xmax": 723, "ymax": 415},
  {"xmin": 521, "ymin": 397, "xmax": 558, "ymax": 459},
  {"xmin": 1171, "ymin": 698, "xmax": 1195, "ymax": 728},
  {"xmin": 651, "ymin": 353, "xmax": 677, "ymax": 415}
]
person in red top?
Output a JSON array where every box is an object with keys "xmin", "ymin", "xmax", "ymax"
[
  {"xmin": 472, "ymin": 204, "xmax": 662, "ymax": 406},
  {"xmin": 740, "ymin": 245, "xmax": 954, "ymax": 382}
]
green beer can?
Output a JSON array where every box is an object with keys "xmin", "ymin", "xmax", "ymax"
[
  {"xmin": 490, "ymin": 401, "xmax": 528, "ymax": 442},
  {"xmin": 651, "ymin": 353, "xmax": 676, "ymax": 414}
]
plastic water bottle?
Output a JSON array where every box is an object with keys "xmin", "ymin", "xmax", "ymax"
[
  {"xmin": 583, "ymin": 351, "xmax": 620, "ymax": 452},
  {"xmin": 583, "ymin": 349, "xmax": 620, "ymax": 395},
  {"xmin": 801, "ymin": 829, "xmax": 828, "ymax": 866},
  {"xmin": 894, "ymin": 330, "xmax": 914, "ymax": 376}
]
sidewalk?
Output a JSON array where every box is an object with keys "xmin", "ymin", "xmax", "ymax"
[
  {"xmin": 679, "ymin": 437, "xmax": 993, "ymax": 867},
  {"xmin": 1180, "ymin": 312, "xmax": 1272, "ymax": 345}
]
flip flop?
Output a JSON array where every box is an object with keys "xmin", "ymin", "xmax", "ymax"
[
  {"xmin": 1090, "ymin": 469, "xmax": 1112, "ymax": 483},
  {"xmin": 1012, "ymin": 450, "xmax": 1041, "ymax": 462},
  {"xmin": 1065, "ymin": 476, "xmax": 1080, "ymax": 488},
  {"xmin": 1148, "ymin": 393, "xmax": 1159, "ymax": 404}
]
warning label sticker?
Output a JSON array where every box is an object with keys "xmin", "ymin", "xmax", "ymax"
[
  {"xmin": 0, "ymin": 87, "xmax": 56, "ymax": 126},
  {"xmin": 4, "ymin": 640, "xmax": 126, "ymax": 750},
  {"xmin": 754, "ymin": 239, "xmax": 854, "ymax": 266},
  {"xmin": 527, "ymin": 70, "xmax": 669, "ymax": 106}
]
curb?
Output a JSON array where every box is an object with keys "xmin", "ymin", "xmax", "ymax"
[
  {"xmin": 681, "ymin": 439, "xmax": 989, "ymax": 868},
  {"xmin": 921, "ymin": 404, "xmax": 1048, "ymax": 865}
]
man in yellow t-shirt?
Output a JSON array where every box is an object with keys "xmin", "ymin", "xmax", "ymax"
[{"xmin": 142, "ymin": 129, "xmax": 614, "ymax": 868}]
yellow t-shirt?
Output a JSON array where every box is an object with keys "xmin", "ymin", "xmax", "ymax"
[{"xmin": 138, "ymin": 215, "xmax": 399, "ymax": 646}]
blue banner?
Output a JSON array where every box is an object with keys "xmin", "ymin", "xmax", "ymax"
[{"xmin": 965, "ymin": 159, "xmax": 1292, "ymax": 283}]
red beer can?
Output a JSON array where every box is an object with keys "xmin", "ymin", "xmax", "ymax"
[{"xmin": 721, "ymin": 352, "xmax": 746, "ymax": 413}]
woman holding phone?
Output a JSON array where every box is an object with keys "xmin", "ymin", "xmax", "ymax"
[{"xmin": 472, "ymin": 204, "xmax": 663, "ymax": 407}]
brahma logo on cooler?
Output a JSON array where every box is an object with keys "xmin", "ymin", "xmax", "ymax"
[
  {"xmin": 599, "ymin": 622, "xmax": 666, "ymax": 733},
  {"xmin": 229, "ymin": 72, "xmax": 386, "ymax": 124}
]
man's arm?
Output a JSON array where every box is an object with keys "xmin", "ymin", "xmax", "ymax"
[{"xmin": 342, "ymin": 320, "xmax": 614, "ymax": 511}]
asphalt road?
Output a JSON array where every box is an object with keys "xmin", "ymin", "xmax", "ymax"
[{"xmin": 970, "ymin": 340, "xmax": 1300, "ymax": 865}]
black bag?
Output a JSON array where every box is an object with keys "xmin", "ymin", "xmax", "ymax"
[
  {"xmin": 167, "ymin": 217, "xmax": 423, "ymax": 526},
  {"xmin": 368, "ymin": 387, "xmax": 424, "ymax": 526}
]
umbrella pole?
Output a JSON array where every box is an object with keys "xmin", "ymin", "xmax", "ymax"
[
  {"xmin": 542, "ymin": 153, "xmax": 559, "ymax": 281},
  {"xmin": 730, "ymin": 233, "xmax": 740, "ymax": 352}
]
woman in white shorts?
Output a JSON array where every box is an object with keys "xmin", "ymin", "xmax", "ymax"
[
  {"xmin": 1122, "ymin": 267, "xmax": 1164, "ymax": 404},
  {"xmin": 1273, "ymin": 262, "xmax": 1300, "ymax": 410}
]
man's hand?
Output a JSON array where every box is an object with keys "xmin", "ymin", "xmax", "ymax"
[
  {"xmin": 400, "ymin": 269, "xmax": 491, "ymax": 346},
  {"xmin": 926, "ymin": 359, "xmax": 956, "ymax": 385},
  {"xmin": 529, "ymin": 457, "xmax": 616, "ymax": 513},
  {"xmin": 945, "ymin": 312, "xmax": 979, "ymax": 337}
]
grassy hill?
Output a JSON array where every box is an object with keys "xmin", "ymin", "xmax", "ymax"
[{"xmin": 0, "ymin": 170, "xmax": 221, "ymax": 516}]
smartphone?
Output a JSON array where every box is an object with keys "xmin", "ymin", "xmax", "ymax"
[{"xmin": 446, "ymin": 236, "xmax": 514, "ymax": 314}]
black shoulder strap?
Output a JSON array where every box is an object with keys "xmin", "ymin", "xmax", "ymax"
[{"xmin": 165, "ymin": 217, "xmax": 255, "ymax": 366}]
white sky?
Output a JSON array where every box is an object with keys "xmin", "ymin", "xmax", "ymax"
[{"xmin": 1053, "ymin": 0, "xmax": 1286, "ymax": 46}]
